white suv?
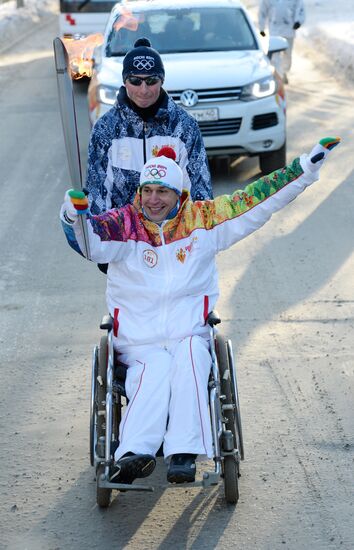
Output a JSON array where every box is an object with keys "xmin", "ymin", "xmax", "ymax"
[{"xmin": 88, "ymin": 0, "xmax": 287, "ymax": 174}]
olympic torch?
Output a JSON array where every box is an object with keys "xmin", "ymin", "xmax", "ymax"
[{"xmin": 53, "ymin": 36, "xmax": 91, "ymax": 259}]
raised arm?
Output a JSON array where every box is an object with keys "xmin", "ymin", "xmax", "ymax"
[
  {"xmin": 203, "ymin": 137, "xmax": 340, "ymax": 251},
  {"xmin": 60, "ymin": 190, "xmax": 129, "ymax": 264}
]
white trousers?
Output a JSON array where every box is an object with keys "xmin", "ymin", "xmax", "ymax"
[
  {"xmin": 114, "ymin": 335, "xmax": 213, "ymax": 461},
  {"xmin": 272, "ymin": 36, "xmax": 294, "ymax": 76}
]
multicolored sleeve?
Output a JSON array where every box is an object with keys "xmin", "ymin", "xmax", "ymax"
[
  {"xmin": 199, "ymin": 156, "xmax": 318, "ymax": 251},
  {"xmin": 60, "ymin": 205, "xmax": 131, "ymax": 263}
]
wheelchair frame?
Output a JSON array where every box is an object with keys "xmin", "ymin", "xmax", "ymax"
[{"xmin": 90, "ymin": 313, "xmax": 244, "ymax": 507}]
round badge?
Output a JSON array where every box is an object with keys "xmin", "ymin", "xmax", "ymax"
[{"xmin": 143, "ymin": 249, "xmax": 158, "ymax": 268}]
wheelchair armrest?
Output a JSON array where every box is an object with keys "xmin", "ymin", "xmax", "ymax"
[
  {"xmin": 207, "ymin": 310, "xmax": 221, "ymax": 326},
  {"xmin": 100, "ymin": 314, "xmax": 113, "ymax": 331}
]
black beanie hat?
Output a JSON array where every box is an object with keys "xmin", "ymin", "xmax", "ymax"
[{"xmin": 122, "ymin": 37, "xmax": 165, "ymax": 81}]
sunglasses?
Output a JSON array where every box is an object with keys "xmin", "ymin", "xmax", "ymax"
[{"xmin": 126, "ymin": 75, "xmax": 161, "ymax": 86}]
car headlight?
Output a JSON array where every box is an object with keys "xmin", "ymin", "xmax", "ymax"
[
  {"xmin": 97, "ymin": 85, "xmax": 118, "ymax": 105},
  {"xmin": 240, "ymin": 76, "xmax": 277, "ymax": 101}
]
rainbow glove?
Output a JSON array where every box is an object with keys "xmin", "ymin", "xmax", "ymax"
[
  {"xmin": 63, "ymin": 189, "xmax": 89, "ymax": 223},
  {"xmin": 303, "ymin": 137, "xmax": 341, "ymax": 173}
]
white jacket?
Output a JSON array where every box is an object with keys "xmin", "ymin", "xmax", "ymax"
[
  {"xmin": 61, "ymin": 154, "xmax": 319, "ymax": 350},
  {"xmin": 259, "ymin": 0, "xmax": 305, "ymax": 38}
]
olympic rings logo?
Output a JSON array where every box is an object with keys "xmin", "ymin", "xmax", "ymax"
[
  {"xmin": 133, "ymin": 56, "xmax": 155, "ymax": 71},
  {"xmin": 144, "ymin": 167, "xmax": 167, "ymax": 179}
]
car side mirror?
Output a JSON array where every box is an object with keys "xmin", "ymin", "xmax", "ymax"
[{"xmin": 267, "ymin": 36, "xmax": 288, "ymax": 59}]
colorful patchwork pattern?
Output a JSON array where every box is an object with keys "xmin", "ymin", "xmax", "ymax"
[
  {"xmin": 90, "ymin": 206, "xmax": 162, "ymax": 247},
  {"xmin": 89, "ymin": 157, "xmax": 304, "ymax": 247}
]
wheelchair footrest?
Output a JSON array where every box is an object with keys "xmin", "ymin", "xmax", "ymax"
[
  {"xmin": 202, "ymin": 470, "xmax": 221, "ymax": 488},
  {"xmin": 98, "ymin": 479, "xmax": 154, "ymax": 492},
  {"xmin": 161, "ymin": 473, "xmax": 220, "ymax": 489}
]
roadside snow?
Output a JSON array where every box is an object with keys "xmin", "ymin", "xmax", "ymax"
[
  {"xmin": 299, "ymin": 0, "xmax": 354, "ymax": 81},
  {"xmin": 0, "ymin": 0, "xmax": 57, "ymax": 54},
  {"xmin": 246, "ymin": 0, "xmax": 354, "ymax": 81}
]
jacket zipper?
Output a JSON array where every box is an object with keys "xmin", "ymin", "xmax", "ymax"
[
  {"xmin": 143, "ymin": 122, "xmax": 148, "ymax": 163},
  {"xmin": 157, "ymin": 222, "xmax": 173, "ymax": 339}
]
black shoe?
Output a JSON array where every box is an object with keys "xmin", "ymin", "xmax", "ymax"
[
  {"xmin": 167, "ymin": 453, "xmax": 197, "ymax": 484},
  {"xmin": 110, "ymin": 453, "xmax": 156, "ymax": 484}
]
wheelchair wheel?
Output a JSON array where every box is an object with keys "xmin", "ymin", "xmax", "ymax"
[
  {"xmin": 96, "ymin": 464, "xmax": 111, "ymax": 508},
  {"xmin": 223, "ymin": 456, "xmax": 239, "ymax": 504},
  {"xmin": 90, "ymin": 336, "xmax": 108, "ymax": 466},
  {"xmin": 215, "ymin": 333, "xmax": 240, "ymax": 504},
  {"xmin": 227, "ymin": 340, "xmax": 244, "ymax": 461},
  {"xmin": 90, "ymin": 346, "xmax": 98, "ymax": 467},
  {"xmin": 97, "ymin": 335, "xmax": 108, "ymax": 442}
]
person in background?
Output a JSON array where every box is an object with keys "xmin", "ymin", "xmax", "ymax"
[
  {"xmin": 86, "ymin": 37, "xmax": 212, "ymax": 273},
  {"xmin": 86, "ymin": 37, "xmax": 212, "ymax": 214},
  {"xmin": 259, "ymin": 0, "xmax": 305, "ymax": 84}
]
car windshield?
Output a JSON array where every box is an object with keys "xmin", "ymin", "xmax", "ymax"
[
  {"xmin": 105, "ymin": 7, "xmax": 257, "ymax": 56},
  {"xmin": 60, "ymin": 0, "xmax": 116, "ymax": 13}
]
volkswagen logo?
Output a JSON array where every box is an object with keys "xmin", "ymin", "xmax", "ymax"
[{"xmin": 180, "ymin": 89, "xmax": 198, "ymax": 107}]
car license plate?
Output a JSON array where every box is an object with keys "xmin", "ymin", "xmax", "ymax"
[{"xmin": 187, "ymin": 108, "xmax": 219, "ymax": 122}]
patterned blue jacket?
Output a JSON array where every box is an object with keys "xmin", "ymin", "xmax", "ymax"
[{"xmin": 86, "ymin": 87, "xmax": 213, "ymax": 214}]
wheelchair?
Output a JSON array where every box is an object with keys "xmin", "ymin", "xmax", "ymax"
[{"xmin": 89, "ymin": 312, "xmax": 244, "ymax": 508}]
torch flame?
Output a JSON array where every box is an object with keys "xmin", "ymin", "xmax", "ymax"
[
  {"xmin": 63, "ymin": 33, "xmax": 104, "ymax": 80},
  {"xmin": 63, "ymin": 5, "xmax": 143, "ymax": 80}
]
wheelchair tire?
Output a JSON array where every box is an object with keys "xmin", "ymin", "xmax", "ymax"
[
  {"xmin": 227, "ymin": 341, "xmax": 244, "ymax": 461},
  {"xmin": 90, "ymin": 336, "xmax": 109, "ymax": 466},
  {"xmin": 97, "ymin": 335, "xmax": 108, "ymax": 446},
  {"xmin": 223, "ymin": 455, "xmax": 239, "ymax": 504},
  {"xmin": 90, "ymin": 346, "xmax": 99, "ymax": 467},
  {"xmin": 96, "ymin": 465, "xmax": 111, "ymax": 508},
  {"xmin": 215, "ymin": 333, "xmax": 240, "ymax": 505}
]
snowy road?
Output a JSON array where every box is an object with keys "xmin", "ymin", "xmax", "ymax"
[{"xmin": 0, "ymin": 10, "xmax": 353, "ymax": 550}]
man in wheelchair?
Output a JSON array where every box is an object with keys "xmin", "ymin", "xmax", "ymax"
[{"xmin": 60, "ymin": 138, "xmax": 340, "ymax": 485}]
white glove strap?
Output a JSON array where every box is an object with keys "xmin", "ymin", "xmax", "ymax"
[
  {"xmin": 300, "ymin": 143, "xmax": 329, "ymax": 174},
  {"xmin": 63, "ymin": 190, "xmax": 79, "ymax": 222}
]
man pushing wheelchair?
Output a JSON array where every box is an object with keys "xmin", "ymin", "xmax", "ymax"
[{"xmin": 60, "ymin": 137, "xmax": 340, "ymax": 486}]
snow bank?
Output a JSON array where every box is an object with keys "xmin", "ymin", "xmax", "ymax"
[
  {"xmin": 300, "ymin": 21, "xmax": 354, "ymax": 82},
  {"xmin": 247, "ymin": 0, "xmax": 354, "ymax": 82},
  {"xmin": 0, "ymin": 0, "xmax": 57, "ymax": 54},
  {"xmin": 297, "ymin": 0, "xmax": 354, "ymax": 81}
]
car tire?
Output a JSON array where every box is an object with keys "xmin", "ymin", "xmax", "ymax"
[{"xmin": 259, "ymin": 142, "xmax": 286, "ymax": 175}]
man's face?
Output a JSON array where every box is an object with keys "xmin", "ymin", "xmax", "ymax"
[
  {"xmin": 125, "ymin": 74, "xmax": 162, "ymax": 108},
  {"xmin": 141, "ymin": 184, "xmax": 179, "ymax": 223}
]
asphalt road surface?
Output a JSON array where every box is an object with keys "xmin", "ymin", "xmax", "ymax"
[{"xmin": 0, "ymin": 16, "xmax": 353, "ymax": 550}]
